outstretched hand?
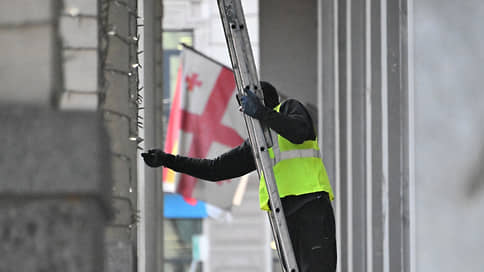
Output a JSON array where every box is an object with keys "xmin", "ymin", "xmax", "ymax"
[
  {"xmin": 241, "ymin": 88, "xmax": 264, "ymax": 119},
  {"xmin": 141, "ymin": 149, "xmax": 167, "ymax": 168}
]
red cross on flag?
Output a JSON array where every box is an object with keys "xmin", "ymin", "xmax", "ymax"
[{"xmin": 163, "ymin": 45, "xmax": 247, "ymax": 210}]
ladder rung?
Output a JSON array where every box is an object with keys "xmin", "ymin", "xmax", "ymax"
[{"xmin": 217, "ymin": 0, "xmax": 299, "ymax": 271}]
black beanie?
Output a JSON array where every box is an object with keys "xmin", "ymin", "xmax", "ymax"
[{"xmin": 260, "ymin": 81, "xmax": 279, "ymax": 108}]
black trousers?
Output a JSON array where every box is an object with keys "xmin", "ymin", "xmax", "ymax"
[{"xmin": 285, "ymin": 193, "xmax": 337, "ymax": 272}]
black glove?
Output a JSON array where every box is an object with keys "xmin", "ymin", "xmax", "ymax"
[
  {"xmin": 241, "ymin": 88, "xmax": 264, "ymax": 118},
  {"xmin": 141, "ymin": 149, "xmax": 167, "ymax": 168}
]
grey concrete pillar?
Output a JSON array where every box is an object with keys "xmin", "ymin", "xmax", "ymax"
[
  {"xmin": 138, "ymin": 0, "xmax": 164, "ymax": 271},
  {"xmin": 0, "ymin": 106, "xmax": 112, "ymax": 272},
  {"xmin": 100, "ymin": 0, "xmax": 141, "ymax": 271}
]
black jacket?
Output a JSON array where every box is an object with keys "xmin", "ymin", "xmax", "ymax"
[{"xmin": 163, "ymin": 99, "xmax": 325, "ymax": 215}]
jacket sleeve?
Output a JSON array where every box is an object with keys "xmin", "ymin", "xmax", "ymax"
[
  {"xmin": 256, "ymin": 99, "xmax": 316, "ymax": 144},
  {"xmin": 162, "ymin": 139, "xmax": 257, "ymax": 181}
]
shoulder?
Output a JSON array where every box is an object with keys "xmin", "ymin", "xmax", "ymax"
[{"xmin": 279, "ymin": 99, "xmax": 307, "ymax": 113}]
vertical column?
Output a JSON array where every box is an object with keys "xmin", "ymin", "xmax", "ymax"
[
  {"xmin": 407, "ymin": 0, "xmax": 416, "ymax": 271},
  {"xmin": 318, "ymin": 0, "xmax": 411, "ymax": 271},
  {"xmin": 319, "ymin": 0, "xmax": 337, "ymax": 197},
  {"xmin": 319, "ymin": 0, "xmax": 345, "ymax": 271},
  {"xmin": 335, "ymin": 0, "xmax": 370, "ymax": 270},
  {"xmin": 349, "ymin": 0, "xmax": 368, "ymax": 271},
  {"xmin": 386, "ymin": 0, "xmax": 410, "ymax": 271},
  {"xmin": 365, "ymin": 0, "xmax": 373, "ymax": 270},
  {"xmin": 139, "ymin": 0, "xmax": 164, "ymax": 271},
  {"xmin": 318, "ymin": 0, "xmax": 342, "ymax": 269},
  {"xmin": 368, "ymin": 0, "xmax": 386, "ymax": 271},
  {"xmin": 100, "ymin": 0, "xmax": 141, "ymax": 271},
  {"xmin": 335, "ymin": 0, "xmax": 349, "ymax": 269}
]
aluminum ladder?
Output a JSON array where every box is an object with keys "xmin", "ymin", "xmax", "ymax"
[{"xmin": 217, "ymin": 1, "xmax": 299, "ymax": 271}]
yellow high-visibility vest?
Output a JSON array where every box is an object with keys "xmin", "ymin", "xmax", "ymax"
[{"xmin": 259, "ymin": 103, "xmax": 334, "ymax": 211}]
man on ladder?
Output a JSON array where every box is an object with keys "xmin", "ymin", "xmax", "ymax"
[{"xmin": 142, "ymin": 81, "xmax": 337, "ymax": 272}]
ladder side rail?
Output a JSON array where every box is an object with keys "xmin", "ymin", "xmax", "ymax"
[
  {"xmin": 217, "ymin": 1, "xmax": 299, "ymax": 271},
  {"xmin": 268, "ymin": 209, "xmax": 290, "ymax": 270},
  {"xmin": 217, "ymin": 2, "xmax": 264, "ymax": 176}
]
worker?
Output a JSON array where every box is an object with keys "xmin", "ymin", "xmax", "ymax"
[{"xmin": 142, "ymin": 81, "xmax": 336, "ymax": 272}]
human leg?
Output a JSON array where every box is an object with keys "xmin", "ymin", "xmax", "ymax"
[{"xmin": 294, "ymin": 195, "xmax": 337, "ymax": 272}]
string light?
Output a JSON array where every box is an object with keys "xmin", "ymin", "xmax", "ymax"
[
  {"xmin": 107, "ymin": 26, "xmax": 117, "ymax": 36},
  {"xmin": 108, "ymin": 196, "xmax": 139, "ymax": 229},
  {"xmin": 111, "ymin": 152, "xmax": 133, "ymax": 191},
  {"xmin": 108, "ymin": 31, "xmax": 139, "ymax": 45},
  {"xmin": 104, "ymin": 67, "xmax": 135, "ymax": 77},
  {"xmin": 63, "ymin": 13, "xmax": 96, "ymax": 19},
  {"xmin": 97, "ymin": 0, "xmax": 143, "ymax": 234},
  {"xmin": 65, "ymin": 7, "xmax": 80, "ymax": 17},
  {"xmin": 102, "ymin": 109, "xmax": 139, "ymax": 143},
  {"xmin": 46, "ymin": 2, "xmax": 142, "ymax": 233}
]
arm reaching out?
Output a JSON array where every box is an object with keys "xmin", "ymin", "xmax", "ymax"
[{"xmin": 141, "ymin": 140, "xmax": 257, "ymax": 181}]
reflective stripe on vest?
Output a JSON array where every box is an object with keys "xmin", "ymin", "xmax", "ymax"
[{"xmin": 269, "ymin": 130, "xmax": 321, "ymax": 164}]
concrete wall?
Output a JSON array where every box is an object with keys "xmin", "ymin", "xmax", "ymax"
[
  {"xmin": 0, "ymin": 0, "xmax": 60, "ymax": 105},
  {"xmin": 0, "ymin": 1, "xmax": 124, "ymax": 271},
  {"xmin": 260, "ymin": 0, "xmax": 317, "ymax": 104},
  {"xmin": 0, "ymin": 0, "xmax": 112, "ymax": 266},
  {"xmin": 59, "ymin": 0, "xmax": 99, "ymax": 110},
  {"xmin": 0, "ymin": 106, "xmax": 111, "ymax": 272},
  {"xmin": 414, "ymin": 1, "xmax": 484, "ymax": 271}
]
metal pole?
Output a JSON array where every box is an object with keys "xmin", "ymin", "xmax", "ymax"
[{"xmin": 138, "ymin": 0, "xmax": 163, "ymax": 271}]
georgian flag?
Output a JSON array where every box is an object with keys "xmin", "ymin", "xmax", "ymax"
[{"xmin": 163, "ymin": 45, "xmax": 247, "ymax": 210}]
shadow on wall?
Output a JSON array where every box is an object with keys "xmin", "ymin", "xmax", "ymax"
[{"xmin": 466, "ymin": 139, "xmax": 484, "ymax": 198}]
